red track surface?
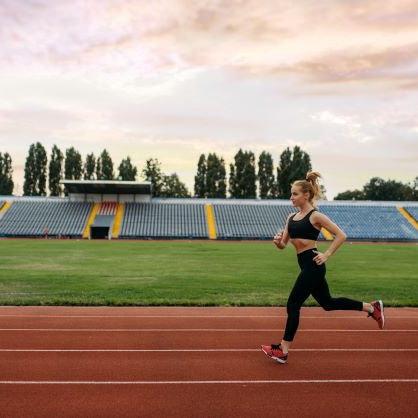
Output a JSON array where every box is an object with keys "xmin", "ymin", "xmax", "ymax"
[{"xmin": 0, "ymin": 307, "xmax": 417, "ymax": 417}]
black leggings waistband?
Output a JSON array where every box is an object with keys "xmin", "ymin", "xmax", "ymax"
[{"xmin": 297, "ymin": 248, "xmax": 317, "ymax": 258}]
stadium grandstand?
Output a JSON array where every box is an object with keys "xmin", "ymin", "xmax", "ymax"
[{"xmin": 0, "ymin": 181, "xmax": 417, "ymax": 241}]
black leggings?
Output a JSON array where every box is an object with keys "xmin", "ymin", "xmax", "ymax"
[{"xmin": 283, "ymin": 248, "xmax": 363, "ymax": 342}]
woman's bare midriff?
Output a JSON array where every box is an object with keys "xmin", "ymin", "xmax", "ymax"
[{"xmin": 290, "ymin": 238, "xmax": 317, "ymax": 254}]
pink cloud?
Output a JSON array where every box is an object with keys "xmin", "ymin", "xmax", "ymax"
[{"xmin": 1, "ymin": 0, "xmax": 416, "ymax": 87}]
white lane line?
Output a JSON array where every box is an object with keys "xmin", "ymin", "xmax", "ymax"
[
  {"xmin": 0, "ymin": 329, "xmax": 416, "ymax": 332},
  {"xmin": 0, "ymin": 379, "xmax": 417, "ymax": 385},
  {"xmin": 0, "ymin": 315, "xmax": 417, "ymax": 319},
  {"xmin": 0, "ymin": 348, "xmax": 417, "ymax": 352},
  {"xmin": 0, "ymin": 315, "xmax": 317, "ymax": 318},
  {"xmin": 0, "ymin": 306, "xmax": 280, "ymax": 308},
  {"xmin": 0, "ymin": 305, "xmax": 415, "ymax": 309}
]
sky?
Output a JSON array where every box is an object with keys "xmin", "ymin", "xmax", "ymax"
[{"xmin": 0, "ymin": 0, "xmax": 417, "ymax": 199}]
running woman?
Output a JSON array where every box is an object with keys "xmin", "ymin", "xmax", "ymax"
[{"xmin": 261, "ymin": 171, "xmax": 384, "ymax": 364}]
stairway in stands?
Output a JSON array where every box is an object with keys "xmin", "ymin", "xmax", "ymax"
[{"xmin": 83, "ymin": 202, "xmax": 124, "ymax": 239}]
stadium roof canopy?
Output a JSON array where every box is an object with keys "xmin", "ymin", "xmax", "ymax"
[{"xmin": 61, "ymin": 180, "xmax": 152, "ymax": 195}]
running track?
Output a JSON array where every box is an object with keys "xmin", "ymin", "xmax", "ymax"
[{"xmin": 0, "ymin": 307, "xmax": 417, "ymax": 417}]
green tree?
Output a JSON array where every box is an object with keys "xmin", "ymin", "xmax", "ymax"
[
  {"xmin": 96, "ymin": 150, "xmax": 114, "ymax": 180},
  {"xmin": 48, "ymin": 145, "xmax": 63, "ymax": 196},
  {"xmin": 363, "ymin": 177, "xmax": 406, "ymax": 201},
  {"xmin": 320, "ymin": 184, "xmax": 327, "ymax": 201},
  {"xmin": 23, "ymin": 144, "xmax": 35, "ymax": 195},
  {"xmin": 334, "ymin": 189, "xmax": 365, "ymax": 200},
  {"xmin": 160, "ymin": 173, "xmax": 190, "ymax": 197},
  {"xmin": 206, "ymin": 153, "xmax": 226, "ymax": 198},
  {"xmin": 95, "ymin": 156, "xmax": 102, "ymax": 181},
  {"xmin": 118, "ymin": 156, "xmax": 137, "ymax": 181},
  {"xmin": 23, "ymin": 142, "xmax": 47, "ymax": 196},
  {"xmin": 217, "ymin": 161, "xmax": 227, "ymax": 197},
  {"xmin": 276, "ymin": 148, "xmax": 292, "ymax": 199},
  {"xmin": 65, "ymin": 147, "xmax": 83, "ymax": 180},
  {"xmin": 276, "ymin": 146, "xmax": 312, "ymax": 198},
  {"xmin": 97, "ymin": 149, "xmax": 114, "ymax": 180},
  {"xmin": 229, "ymin": 163, "xmax": 236, "ymax": 198},
  {"xmin": 84, "ymin": 153, "xmax": 96, "ymax": 180},
  {"xmin": 292, "ymin": 146, "xmax": 312, "ymax": 181},
  {"xmin": 334, "ymin": 176, "xmax": 418, "ymax": 201},
  {"xmin": 403, "ymin": 177, "xmax": 418, "ymax": 201},
  {"xmin": 258, "ymin": 151, "xmax": 275, "ymax": 199},
  {"xmin": 229, "ymin": 149, "xmax": 256, "ymax": 198},
  {"xmin": 142, "ymin": 158, "xmax": 164, "ymax": 196},
  {"xmin": 243, "ymin": 150, "xmax": 257, "ymax": 198},
  {"xmin": 194, "ymin": 154, "xmax": 206, "ymax": 197},
  {"xmin": 35, "ymin": 143, "xmax": 47, "ymax": 196},
  {"xmin": 0, "ymin": 152, "xmax": 14, "ymax": 195}
]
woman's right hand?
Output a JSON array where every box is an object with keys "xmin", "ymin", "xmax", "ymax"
[{"xmin": 273, "ymin": 231, "xmax": 285, "ymax": 249}]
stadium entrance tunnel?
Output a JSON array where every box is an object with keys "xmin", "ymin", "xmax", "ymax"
[
  {"xmin": 90, "ymin": 226, "xmax": 110, "ymax": 239},
  {"xmin": 90, "ymin": 215, "xmax": 114, "ymax": 239}
]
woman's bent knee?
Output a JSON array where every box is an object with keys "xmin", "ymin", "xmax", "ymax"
[
  {"xmin": 287, "ymin": 302, "xmax": 302, "ymax": 314},
  {"xmin": 320, "ymin": 299, "xmax": 335, "ymax": 311}
]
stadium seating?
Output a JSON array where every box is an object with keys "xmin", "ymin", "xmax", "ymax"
[
  {"xmin": 213, "ymin": 203, "xmax": 294, "ymax": 239},
  {"xmin": 120, "ymin": 202, "xmax": 208, "ymax": 239},
  {"xmin": 0, "ymin": 198, "xmax": 416, "ymax": 241},
  {"xmin": 0, "ymin": 201, "xmax": 92, "ymax": 237},
  {"xmin": 318, "ymin": 204, "xmax": 417, "ymax": 241},
  {"xmin": 98, "ymin": 202, "xmax": 119, "ymax": 215}
]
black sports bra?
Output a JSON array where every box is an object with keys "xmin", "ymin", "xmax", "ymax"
[{"xmin": 288, "ymin": 209, "xmax": 320, "ymax": 240}]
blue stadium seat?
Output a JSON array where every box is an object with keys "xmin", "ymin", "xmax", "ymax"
[
  {"xmin": 0, "ymin": 201, "xmax": 92, "ymax": 237},
  {"xmin": 120, "ymin": 202, "xmax": 207, "ymax": 239},
  {"xmin": 318, "ymin": 205, "xmax": 417, "ymax": 241},
  {"xmin": 213, "ymin": 203, "xmax": 294, "ymax": 240}
]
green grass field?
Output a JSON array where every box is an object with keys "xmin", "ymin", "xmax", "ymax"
[{"xmin": 0, "ymin": 240, "xmax": 416, "ymax": 306}]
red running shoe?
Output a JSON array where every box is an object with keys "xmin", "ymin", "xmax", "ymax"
[
  {"xmin": 368, "ymin": 300, "xmax": 385, "ymax": 329},
  {"xmin": 261, "ymin": 344, "xmax": 288, "ymax": 364}
]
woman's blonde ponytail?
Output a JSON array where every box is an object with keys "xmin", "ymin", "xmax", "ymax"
[{"xmin": 306, "ymin": 171, "xmax": 322, "ymax": 200}]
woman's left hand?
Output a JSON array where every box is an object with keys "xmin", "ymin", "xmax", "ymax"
[{"xmin": 312, "ymin": 250, "xmax": 328, "ymax": 265}]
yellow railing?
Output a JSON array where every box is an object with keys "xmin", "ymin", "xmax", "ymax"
[
  {"xmin": 111, "ymin": 203, "xmax": 124, "ymax": 239},
  {"xmin": 321, "ymin": 227, "xmax": 333, "ymax": 241},
  {"xmin": 0, "ymin": 201, "xmax": 12, "ymax": 215},
  {"xmin": 205, "ymin": 204, "xmax": 217, "ymax": 240},
  {"xmin": 82, "ymin": 203, "xmax": 100, "ymax": 239},
  {"xmin": 398, "ymin": 207, "xmax": 418, "ymax": 232}
]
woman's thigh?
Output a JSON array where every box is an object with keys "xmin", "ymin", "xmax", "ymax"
[{"xmin": 287, "ymin": 269, "xmax": 314, "ymax": 308}]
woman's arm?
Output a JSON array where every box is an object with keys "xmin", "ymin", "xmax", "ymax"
[
  {"xmin": 273, "ymin": 214, "xmax": 293, "ymax": 250},
  {"xmin": 311, "ymin": 212, "xmax": 347, "ymax": 265}
]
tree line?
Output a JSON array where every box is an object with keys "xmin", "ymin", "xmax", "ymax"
[
  {"xmin": 194, "ymin": 147, "xmax": 313, "ymax": 199},
  {"xmin": 335, "ymin": 176, "xmax": 418, "ymax": 201},
  {"xmin": 0, "ymin": 142, "xmax": 416, "ymax": 200},
  {"xmin": 4, "ymin": 142, "xmax": 314, "ymax": 198},
  {"xmin": 20, "ymin": 143, "xmax": 192, "ymax": 197},
  {"xmin": 22, "ymin": 143, "xmax": 138, "ymax": 196}
]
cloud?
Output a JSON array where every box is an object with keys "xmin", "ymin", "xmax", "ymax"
[
  {"xmin": 285, "ymin": 43, "xmax": 418, "ymax": 89},
  {"xmin": 1, "ymin": 0, "xmax": 418, "ymax": 89},
  {"xmin": 311, "ymin": 111, "xmax": 360, "ymax": 126}
]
